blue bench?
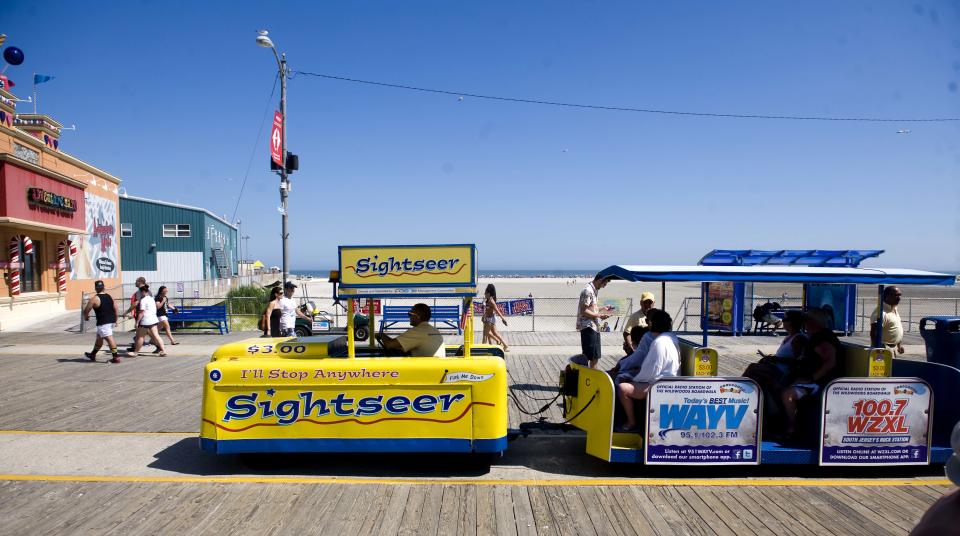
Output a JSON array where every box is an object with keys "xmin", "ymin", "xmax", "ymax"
[
  {"xmin": 381, "ymin": 305, "xmax": 462, "ymax": 335},
  {"xmin": 168, "ymin": 305, "xmax": 229, "ymax": 334}
]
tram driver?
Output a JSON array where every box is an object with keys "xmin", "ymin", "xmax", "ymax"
[{"xmin": 376, "ymin": 303, "xmax": 446, "ymax": 357}]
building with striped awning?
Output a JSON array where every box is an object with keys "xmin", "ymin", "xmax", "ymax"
[{"xmin": 0, "ymin": 75, "xmax": 122, "ymax": 331}]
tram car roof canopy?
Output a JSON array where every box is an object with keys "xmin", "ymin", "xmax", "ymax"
[
  {"xmin": 597, "ymin": 265, "xmax": 956, "ymax": 286},
  {"xmin": 698, "ymin": 249, "xmax": 884, "ymax": 267}
]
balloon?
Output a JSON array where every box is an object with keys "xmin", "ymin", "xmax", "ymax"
[{"xmin": 3, "ymin": 46, "xmax": 24, "ymax": 66}]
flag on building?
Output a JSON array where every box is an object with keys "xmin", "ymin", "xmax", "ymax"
[{"xmin": 33, "ymin": 74, "xmax": 55, "ymax": 85}]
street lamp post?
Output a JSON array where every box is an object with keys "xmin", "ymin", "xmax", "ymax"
[
  {"xmin": 256, "ymin": 30, "xmax": 290, "ymax": 283},
  {"xmin": 236, "ymin": 219, "xmax": 243, "ymax": 263}
]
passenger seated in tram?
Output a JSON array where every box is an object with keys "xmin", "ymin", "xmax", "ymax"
[
  {"xmin": 611, "ymin": 309, "xmax": 676, "ymax": 385},
  {"xmin": 744, "ymin": 310, "xmax": 806, "ymax": 433},
  {"xmin": 779, "ymin": 308, "xmax": 842, "ymax": 440},
  {"xmin": 606, "ymin": 325, "xmax": 648, "ymax": 379},
  {"xmin": 627, "ymin": 325, "xmax": 648, "ymax": 353},
  {"xmin": 376, "ymin": 303, "xmax": 445, "ymax": 357},
  {"xmin": 744, "ymin": 311, "xmax": 807, "ymax": 393},
  {"xmin": 615, "ymin": 310, "xmax": 680, "ymax": 432},
  {"xmin": 621, "ymin": 291, "xmax": 655, "ymax": 354}
]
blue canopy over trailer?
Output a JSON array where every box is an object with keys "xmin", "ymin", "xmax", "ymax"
[
  {"xmin": 697, "ymin": 250, "xmax": 887, "ymax": 334},
  {"xmin": 699, "ymin": 249, "xmax": 884, "ymax": 267},
  {"xmin": 564, "ymin": 264, "xmax": 959, "ymax": 465},
  {"xmin": 598, "ymin": 265, "xmax": 954, "ymax": 286},
  {"xmin": 597, "ymin": 265, "xmax": 955, "ymax": 345}
]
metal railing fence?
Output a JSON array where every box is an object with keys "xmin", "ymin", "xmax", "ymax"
[
  {"xmin": 325, "ymin": 297, "xmax": 612, "ymax": 334},
  {"xmin": 80, "ymin": 291, "xmax": 960, "ymax": 335},
  {"xmin": 79, "ymin": 273, "xmax": 276, "ymax": 333},
  {"xmin": 677, "ymin": 296, "xmax": 960, "ymax": 334}
]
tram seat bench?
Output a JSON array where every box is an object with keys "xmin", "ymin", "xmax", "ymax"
[
  {"xmin": 381, "ymin": 305, "xmax": 462, "ymax": 335},
  {"xmin": 775, "ymin": 343, "xmax": 859, "ymax": 444},
  {"xmin": 168, "ymin": 305, "xmax": 229, "ymax": 334},
  {"xmin": 839, "ymin": 341, "xmax": 893, "ymax": 377}
]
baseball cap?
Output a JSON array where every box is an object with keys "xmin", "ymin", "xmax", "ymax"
[
  {"xmin": 283, "ymin": 281, "xmax": 298, "ymax": 289},
  {"xmin": 94, "ymin": 280, "xmax": 105, "ymax": 291},
  {"xmin": 640, "ymin": 292, "xmax": 655, "ymax": 303}
]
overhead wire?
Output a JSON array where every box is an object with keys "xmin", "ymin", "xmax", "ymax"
[
  {"xmin": 231, "ymin": 72, "xmax": 280, "ymax": 224},
  {"xmin": 292, "ymin": 70, "xmax": 959, "ymax": 123}
]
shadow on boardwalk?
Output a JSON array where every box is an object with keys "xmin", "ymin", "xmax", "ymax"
[{"xmin": 147, "ymin": 434, "xmax": 948, "ymax": 482}]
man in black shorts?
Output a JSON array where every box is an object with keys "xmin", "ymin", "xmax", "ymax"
[{"xmin": 576, "ymin": 273, "xmax": 612, "ymax": 368}]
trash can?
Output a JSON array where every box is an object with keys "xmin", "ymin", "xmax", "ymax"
[{"xmin": 919, "ymin": 316, "xmax": 960, "ymax": 369}]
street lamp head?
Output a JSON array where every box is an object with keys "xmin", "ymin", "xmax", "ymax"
[{"xmin": 255, "ymin": 34, "xmax": 275, "ymax": 49}]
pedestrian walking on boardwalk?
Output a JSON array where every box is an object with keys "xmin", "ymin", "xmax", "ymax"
[
  {"xmin": 82, "ymin": 280, "xmax": 122, "ymax": 363},
  {"xmin": 278, "ymin": 281, "xmax": 310, "ymax": 337},
  {"xmin": 155, "ymin": 286, "xmax": 180, "ymax": 346},
  {"xmin": 481, "ymin": 284, "xmax": 509, "ymax": 351},
  {"xmin": 123, "ymin": 277, "xmax": 148, "ymax": 351},
  {"xmin": 262, "ymin": 286, "xmax": 283, "ymax": 337},
  {"xmin": 130, "ymin": 285, "xmax": 166, "ymax": 356}
]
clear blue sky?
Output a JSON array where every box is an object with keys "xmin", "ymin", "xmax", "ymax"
[{"xmin": 4, "ymin": 1, "xmax": 959, "ymax": 271}]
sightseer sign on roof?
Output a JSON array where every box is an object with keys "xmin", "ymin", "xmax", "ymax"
[
  {"xmin": 354, "ymin": 255, "xmax": 462, "ymax": 278},
  {"xmin": 339, "ymin": 245, "xmax": 476, "ymax": 287}
]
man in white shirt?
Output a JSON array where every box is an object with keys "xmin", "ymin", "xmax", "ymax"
[
  {"xmin": 377, "ymin": 303, "xmax": 445, "ymax": 357},
  {"xmin": 616, "ymin": 309, "xmax": 679, "ymax": 432},
  {"xmin": 279, "ymin": 281, "xmax": 311, "ymax": 337},
  {"xmin": 870, "ymin": 286, "xmax": 904, "ymax": 354}
]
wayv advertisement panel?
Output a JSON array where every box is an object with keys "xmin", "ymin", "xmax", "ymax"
[{"xmin": 645, "ymin": 378, "xmax": 761, "ymax": 465}]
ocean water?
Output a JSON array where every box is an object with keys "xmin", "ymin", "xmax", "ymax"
[
  {"xmin": 478, "ymin": 269, "xmax": 594, "ymax": 278},
  {"xmin": 292, "ymin": 269, "xmax": 594, "ymax": 279}
]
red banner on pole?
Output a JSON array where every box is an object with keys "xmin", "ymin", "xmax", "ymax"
[{"xmin": 270, "ymin": 111, "xmax": 283, "ymax": 167}]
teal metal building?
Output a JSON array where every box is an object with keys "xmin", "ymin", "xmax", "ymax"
[{"xmin": 119, "ymin": 195, "xmax": 238, "ymax": 285}]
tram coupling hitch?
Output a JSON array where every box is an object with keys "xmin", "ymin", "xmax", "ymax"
[
  {"xmin": 513, "ymin": 421, "xmax": 578, "ymax": 438},
  {"xmin": 561, "ymin": 365, "xmax": 579, "ymax": 397}
]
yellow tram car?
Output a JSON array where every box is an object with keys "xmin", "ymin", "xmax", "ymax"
[{"xmin": 199, "ymin": 244, "xmax": 509, "ymax": 454}]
